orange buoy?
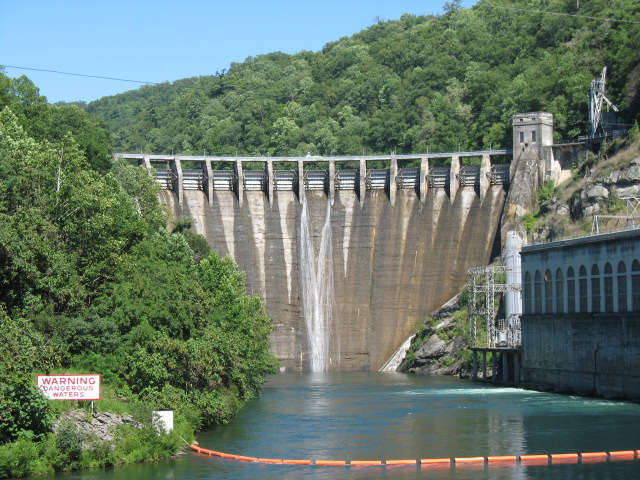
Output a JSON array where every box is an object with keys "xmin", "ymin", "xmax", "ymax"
[
  {"xmin": 234, "ymin": 455, "xmax": 258, "ymax": 462},
  {"xmin": 420, "ymin": 458, "xmax": 451, "ymax": 464},
  {"xmin": 454, "ymin": 456, "xmax": 485, "ymax": 464},
  {"xmin": 315, "ymin": 460, "xmax": 346, "ymax": 466},
  {"xmin": 385, "ymin": 459, "xmax": 417, "ymax": 465},
  {"xmin": 579, "ymin": 452, "xmax": 608, "ymax": 463},
  {"xmin": 520, "ymin": 454, "xmax": 549, "ymax": 464},
  {"xmin": 487, "ymin": 455, "xmax": 517, "ymax": 463},
  {"xmin": 550, "ymin": 453, "xmax": 579, "ymax": 463},
  {"xmin": 191, "ymin": 445, "xmax": 639, "ymax": 468},
  {"xmin": 350, "ymin": 460, "xmax": 382, "ymax": 466}
]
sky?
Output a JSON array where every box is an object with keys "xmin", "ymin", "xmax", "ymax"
[{"xmin": 1, "ymin": 0, "xmax": 478, "ymax": 104}]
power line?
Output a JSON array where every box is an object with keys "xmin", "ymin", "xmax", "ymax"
[
  {"xmin": 482, "ymin": 4, "xmax": 640, "ymax": 25},
  {"xmin": 2, "ymin": 63, "xmax": 512, "ymax": 117},
  {"xmin": 1, "ymin": 64, "xmax": 161, "ymax": 86}
]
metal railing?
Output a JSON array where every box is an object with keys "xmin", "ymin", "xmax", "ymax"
[
  {"xmin": 458, "ymin": 165, "xmax": 480, "ymax": 187},
  {"xmin": 335, "ymin": 169, "xmax": 358, "ymax": 190},
  {"xmin": 182, "ymin": 169, "xmax": 206, "ymax": 191},
  {"xmin": 154, "ymin": 168, "xmax": 175, "ymax": 189},
  {"xmin": 304, "ymin": 170, "xmax": 328, "ymax": 190},
  {"xmin": 488, "ymin": 164, "xmax": 510, "ymax": 185},
  {"xmin": 211, "ymin": 170, "xmax": 237, "ymax": 190},
  {"xmin": 396, "ymin": 168, "xmax": 420, "ymax": 189},
  {"xmin": 427, "ymin": 166, "xmax": 450, "ymax": 188},
  {"xmin": 243, "ymin": 171, "xmax": 268, "ymax": 191},
  {"xmin": 273, "ymin": 170, "xmax": 298, "ymax": 191},
  {"xmin": 365, "ymin": 169, "xmax": 389, "ymax": 190}
]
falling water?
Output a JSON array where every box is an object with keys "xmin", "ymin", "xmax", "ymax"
[{"xmin": 300, "ymin": 197, "xmax": 334, "ymax": 372}]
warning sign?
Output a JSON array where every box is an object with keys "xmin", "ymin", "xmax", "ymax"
[{"xmin": 37, "ymin": 374, "xmax": 101, "ymax": 400}]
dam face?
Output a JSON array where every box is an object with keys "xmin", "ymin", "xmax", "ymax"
[{"xmin": 159, "ymin": 180, "xmax": 507, "ymax": 371}]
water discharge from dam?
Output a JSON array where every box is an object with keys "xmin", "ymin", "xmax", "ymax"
[{"xmin": 300, "ymin": 197, "xmax": 335, "ymax": 372}]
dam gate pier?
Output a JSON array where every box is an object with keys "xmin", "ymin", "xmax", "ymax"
[{"xmin": 114, "ymin": 150, "xmax": 513, "ymax": 207}]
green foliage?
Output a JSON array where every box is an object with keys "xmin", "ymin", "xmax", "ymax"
[
  {"xmin": 0, "ymin": 380, "xmax": 53, "ymax": 444},
  {"xmin": 538, "ymin": 180, "xmax": 557, "ymax": 204},
  {"xmin": 0, "ymin": 72, "xmax": 278, "ymax": 473},
  {"xmin": 112, "ymin": 402, "xmax": 189, "ymax": 464},
  {"xmin": 603, "ymin": 186, "xmax": 625, "ymax": 215},
  {"xmin": 0, "ymin": 436, "xmax": 43, "ymax": 478},
  {"xmin": 80, "ymin": 1, "xmax": 639, "ymax": 157},
  {"xmin": 0, "ymin": 311, "xmax": 59, "ymax": 444},
  {"xmin": 53, "ymin": 421, "xmax": 83, "ymax": 471},
  {"xmin": 521, "ymin": 212, "xmax": 537, "ymax": 233},
  {"xmin": 630, "ymin": 121, "xmax": 640, "ymax": 142}
]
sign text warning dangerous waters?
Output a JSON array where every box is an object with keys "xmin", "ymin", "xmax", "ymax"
[{"xmin": 37, "ymin": 374, "xmax": 101, "ymax": 400}]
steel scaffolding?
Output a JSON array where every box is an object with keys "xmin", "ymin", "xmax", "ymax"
[{"xmin": 469, "ymin": 265, "xmax": 522, "ymax": 348}]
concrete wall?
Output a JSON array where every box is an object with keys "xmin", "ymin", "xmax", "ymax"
[
  {"xmin": 521, "ymin": 313, "xmax": 640, "ymax": 400},
  {"xmin": 162, "ymin": 185, "xmax": 507, "ymax": 371},
  {"xmin": 520, "ymin": 230, "xmax": 640, "ymax": 400}
]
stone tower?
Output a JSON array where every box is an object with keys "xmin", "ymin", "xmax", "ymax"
[
  {"xmin": 512, "ymin": 112, "xmax": 554, "ymax": 184},
  {"xmin": 500, "ymin": 112, "xmax": 555, "ymax": 243}
]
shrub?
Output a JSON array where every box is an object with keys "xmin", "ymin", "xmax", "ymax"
[
  {"xmin": 521, "ymin": 213, "xmax": 536, "ymax": 232},
  {"xmin": 538, "ymin": 179, "xmax": 557, "ymax": 204},
  {"xmin": 0, "ymin": 379, "xmax": 54, "ymax": 443},
  {"xmin": 54, "ymin": 421, "xmax": 83, "ymax": 471},
  {"xmin": 0, "ymin": 436, "xmax": 42, "ymax": 478}
]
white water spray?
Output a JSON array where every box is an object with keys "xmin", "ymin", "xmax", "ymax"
[{"xmin": 300, "ymin": 198, "xmax": 334, "ymax": 372}]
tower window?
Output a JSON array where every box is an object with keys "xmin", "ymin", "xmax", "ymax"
[
  {"xmin": 531, "ymin": 131, "xmax": 537, "ymax": 142},
  {"xmin": 519, "ymin": 131, "xmax": 524, "ymax": 143}
]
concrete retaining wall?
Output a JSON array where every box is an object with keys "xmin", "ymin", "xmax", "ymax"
[{"xmin": 521, "ymin": 313, "xmax": 640, "ymax": 399}]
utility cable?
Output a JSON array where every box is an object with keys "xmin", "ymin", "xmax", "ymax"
[
  {"xmin": 2, "ymin": 63, "xmax": 513, "ymax": 117},
  {"xmin": 1, "ymin": 64, "xmax": 160, "ymax": 86}
]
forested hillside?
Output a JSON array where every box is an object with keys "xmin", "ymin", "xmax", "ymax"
[
  {"xmin": 86, "ymin": 0, "xmax": 640, "ymax": 157},
  {"xmin": 0, "ymin": 72, "xmax": 277, "ymax": 476}
]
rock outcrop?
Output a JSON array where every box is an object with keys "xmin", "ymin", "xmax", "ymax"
[
  {"xmin": 534, "ymin": 151, "xmax": 640, "ymax": 242},
  {"xmin": 53, "ymin": 411, "xmax": 140, "ymax": 449},
  {"xmin": 398, "ymin": 295, "xmax": 472, "ymax": 377}
]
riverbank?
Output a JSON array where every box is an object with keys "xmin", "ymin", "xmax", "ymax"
[{"xmin": 0, "ymin": 402, "xmax": 194, "ymax": 478}]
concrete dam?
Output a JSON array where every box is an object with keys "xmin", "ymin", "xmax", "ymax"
[{"xmin": 116, "ymin": 150, "xmax": 512, "ymax": 372}]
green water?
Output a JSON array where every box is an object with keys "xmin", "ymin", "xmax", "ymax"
[{"xmin": 39, "ymin": 372, "xmax": 640, "ymax": 479}]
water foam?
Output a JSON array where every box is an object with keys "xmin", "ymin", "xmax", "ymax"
[{"xmin": 300, "ymin": 198, "xmax": 334, "ymax": 372}]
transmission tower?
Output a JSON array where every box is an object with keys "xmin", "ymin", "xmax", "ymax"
[{"xmin": 589, "ymin": 66, "xmax": 619, "ymax": 137}]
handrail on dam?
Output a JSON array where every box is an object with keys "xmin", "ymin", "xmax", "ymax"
[{"xmin": 114, "ymin": 150, "xmax": 512, "ymax": 206}]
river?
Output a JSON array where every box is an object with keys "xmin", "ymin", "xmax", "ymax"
[{"xmin": 42, "ymin": 372, "xmax": 640, "ymax": 479}]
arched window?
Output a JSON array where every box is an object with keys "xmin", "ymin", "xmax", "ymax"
[
  {"xmin": 556, "ymin": 268, "xmax": 564, "ymax": 314},
  {"xmin": 618, "ymin": 261, "xmax": 628, "ymax": 313},
  {"xmin": 524, "ymin": 271, "xmax": 532, "ymax": 314},
  {"xmin": 544, "ymin": 270, "xmax": 553, "ymax": 314},
  {"xmin": 604, "ymin": 263, "xmax": 614, "ymax": 313},
  {"xmin": 534, "ymin": 271, "xmax": 542, "ymax": 314},
  {"xmin": 591, "ymin": 264, "xmax": 601, "ymax": 313},
  {"xmin": 579, "ymin": 266, "xmax": 588, "ymax": 313},
  {"xmin": 633, "ymin": 260, "xmax": 640, "ymax": 312},
  {"xmin": 567, "ymin": 267, "xmax": 575, "ymax": 313}
]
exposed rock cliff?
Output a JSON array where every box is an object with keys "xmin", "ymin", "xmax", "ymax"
[
  {"xmin": 398, "ymin": 295, "xmax": 473, "ymax": 378},
  {"xmin": 533, "ymin": 141, "xmax": 640, "ymax": 242}
]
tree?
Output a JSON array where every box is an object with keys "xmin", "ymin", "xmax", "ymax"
[{"xmin": 0, "ymin": 310, "xmax": 60, "ymax": 443}]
